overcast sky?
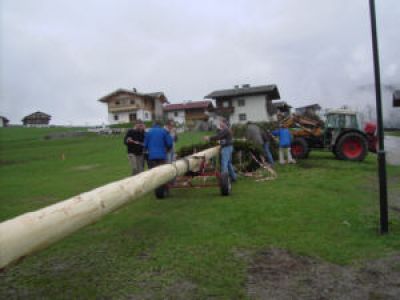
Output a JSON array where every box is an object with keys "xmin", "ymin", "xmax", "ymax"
[{"xmin": 0, "ymin": 0, "xmax": 399, "ymax": 125}]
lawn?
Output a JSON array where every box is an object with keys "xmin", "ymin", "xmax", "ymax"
[
  {"xmin": 385, "ymin": 131, "xmax": 400, "ymax": 137},
  {"xmin": 0, "ymin": 127, "xmax": 400, "ymax": 299}
]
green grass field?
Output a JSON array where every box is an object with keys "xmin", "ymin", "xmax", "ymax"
[
  {"xmin": 386, "ymin": 131, "xmax": 400, "ymax": 137},
  {"xmin": 1, "ymin": 127, "xmax": 400, "ymax": 299}
]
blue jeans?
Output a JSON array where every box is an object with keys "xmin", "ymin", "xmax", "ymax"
[
  {"xmin": 221, "ymin": 145, "xmax": 236, "ymax": 181},
  {"xmin": 263, "ymin": 142, "xmax": 274, "ymax": 165}
]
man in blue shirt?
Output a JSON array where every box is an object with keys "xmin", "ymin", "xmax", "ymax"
[
  {"xmin": 144, "ymin": 121, "xmax": 173, "ymax": 169},
  {"xmin": 272, "ymin": 124, "xmax": 295, "ymax": 164}
]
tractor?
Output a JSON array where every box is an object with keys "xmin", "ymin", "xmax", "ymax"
[{"xmin": 286, "ymin": 109, "xmax": 377, "ymax": 161}]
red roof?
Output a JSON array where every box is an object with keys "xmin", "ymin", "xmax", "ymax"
[{"xmin": 164, "ymin": 101, "xmax": 213, "ymax": 112}]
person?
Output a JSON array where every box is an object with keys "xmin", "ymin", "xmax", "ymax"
[
  {"xmin": 204, "ymin": 118, "xmax": 237, "ymax": 182},
  {"xmin": 124, "ymin": 120, "xmax": 146, "ymax": 175},
  {"xmin": 144, "ymin": 120, "xmax": 173, "ymax": 169},
  {"xmin": 272, "ymin": 124, "xmax": 295, "ymax": 164},
  {"xmin": 261, "ymin": 128, "xmax": 275, "ymax": 166},
  {"xmin": 164, "ymin": 120, "xmax": 178, "ymax": 163},
  {"xmin": 245, "ymin": 122, "xmax": 274, "ymax": 166}
]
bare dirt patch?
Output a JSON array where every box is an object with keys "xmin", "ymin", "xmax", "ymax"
[
  {"xmin": 247, "ymin": 248, "xmax": 400, "ymax": 300},
  {"xmin": 72, "ymin": 164, "xmax": 100, "ymax": 171}
]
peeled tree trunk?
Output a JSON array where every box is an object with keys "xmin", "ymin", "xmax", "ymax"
[{"xmin": 0, "ymin": 146, "xmax": 220, "ymax": 270}]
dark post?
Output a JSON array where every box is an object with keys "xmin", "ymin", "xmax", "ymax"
[{"xmin": 369, "ymin": 0, "xmax": 388, "ymax": 233}]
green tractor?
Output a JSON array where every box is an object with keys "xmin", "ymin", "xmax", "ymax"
[{"xmin": 289, "ymin": 109, "xmax": 377, "ymax": 161}]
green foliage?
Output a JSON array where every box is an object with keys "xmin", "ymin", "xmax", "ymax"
[
  {"xmin": 232, "ymin": 121, "xmax": 278, "ymax": 138},
  {"xmin": 177, "ymin": 140, "xmax": 268, "ymax": 171},
  {"xmin": 0, "ymin": 127, "xmax": 399, "ymax": 298},
  {"xmin": 109, "ymin": 121, "xmax": 153, "ymax": 128}
]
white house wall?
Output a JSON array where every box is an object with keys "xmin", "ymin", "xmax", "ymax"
[
  {"xmin": 166, "ymin": 110, "xmax": 185, "ymax": 124},
  {"xmin": 230, "ymin": 95, "xmax": 274, "ymax": 124},
  {"xmin": 108, "ymin": 109, "xmax": 152, "ymax": 124}
]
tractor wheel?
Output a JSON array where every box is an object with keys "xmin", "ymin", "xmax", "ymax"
[
  {"xmin": 220, "ymin": 172, "xmax": 232, "ymax": 196},
  {"xmin": 291, "ymin": 137, "xmax": 310, "ymax": 159},
  {"xmin": 155, "ymin": 185, "xmax": 169, "ymax": 199},
  {"xmin": 336, "ymin": 132, "xmax": 368, "ymax": 161}
]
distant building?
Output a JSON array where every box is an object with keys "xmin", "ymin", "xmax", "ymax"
[
  {"xmin": 164, "ymin": 101, "xmax": 214, "ymax": 125},
  {"xmin": 205, "ymin": 84, "xmax": 281, "ymax": 124},
  {"xmin": 98, "ymin": 88, "xmax": 168, "ymax": 124},
  {"xmin": 22, "ymin": 111, "xmax": 51, "ymax": 127},
  {"xmin": 0, "ymin": 116, "xmax": 10, "ymax": 127},
  {"xmin": 394, "ymin": 90, "xmax": 400, "ymax": 107},
  {"xmin": 273, "ymin": 101, "xmax": 292, "ymax": 117},
  {"xmin": 295, "ymin": 104, "xmax": 321, "ymax": 116}
]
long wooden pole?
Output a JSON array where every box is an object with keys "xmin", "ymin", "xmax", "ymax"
[{"xmin": 0, "ymin": 146, "xmax": 220, "ymax": 270}]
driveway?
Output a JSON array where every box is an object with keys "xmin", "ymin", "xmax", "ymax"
[{"xmin": 385, "ymin": 136, "xmax": 400, "ymax": 166}]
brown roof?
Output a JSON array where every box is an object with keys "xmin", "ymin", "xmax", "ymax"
[
  {"xmin": 22, "ymin": 111, "xmax": 51, "ymax": 121},
  {"xmin": 205, "ymin": 84, "xmax": 280, "ymax": 100},
  {"xmin": 164, "ymin": 101, "xmax": 213, "ymax": 112},
  {"xmin": 98, "ymin": 89, "xmax": 168, "ymax": 103}
]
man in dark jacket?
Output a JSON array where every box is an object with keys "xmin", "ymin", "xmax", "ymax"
[
  {"xmin": 124, "ymin": 120, "xmax": 146, "ymax": 175},
  {"xmin": 246, "ymin": 122, "xmax": 274, "ymax": 166},
  {"xmin": 144, "ymin": 121, "xmax": 173, "ymax": 169},
  {"xmin": 204, "ymin": 118, "xmax": 237, "ymax": 182}
]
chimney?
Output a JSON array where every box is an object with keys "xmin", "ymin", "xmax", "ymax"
[
  {"xmin": 242, "ymin": 84, "xmax": 250, "ymax": 88},
  {"xmin": 132, "ymin": 88, "xmax": 137, "ymax": 92},
  {"xmin": 234, "ymin": 85, "xmax": 240, "ymax": 89}
]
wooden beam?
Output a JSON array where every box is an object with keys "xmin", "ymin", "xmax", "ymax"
[{"xmin": 0, "ymin": 146, "xmax": 220, "ymax": 270}]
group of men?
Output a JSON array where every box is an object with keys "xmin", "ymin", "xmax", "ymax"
[
  {"xmin": 124, "ymin": 120, "xmax": 177, "ymax": 175},
  {"xmin": 124, "ymin": 118, "xmax": 294, "ymax": 184},
  {"xmin": 246, "ymin": 121, "xmax": 295, "ymax": 165},
  {"xmin": 124, "ymin": 118, "xmax": 238, "ymax": 186}
]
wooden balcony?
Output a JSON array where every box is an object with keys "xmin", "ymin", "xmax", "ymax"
[{"xmin": 108, "ymin": 104, "xmax": 143, "ymax": 113}]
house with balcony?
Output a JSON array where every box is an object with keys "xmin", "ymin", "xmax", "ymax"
[
  {"xmin": 204, "ymin": 84, "xmax": 281, "ymax": 124},
  {"xmin": 295, "ymin": 104, "xmax": 322, "ymax": 116},
  {"xmin": 98, "ymin": 88, "xmax": 168, "ymax": 124},
  {"xmin": 164, "ymin": 100, "xmax": 214, "ymax": 124},
  {"xmin": 22, "ymin": 111, "xmax": 51, "ymax": 127}
]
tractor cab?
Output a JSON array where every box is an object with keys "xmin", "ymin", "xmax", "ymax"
[
  {"xmin": 325, "ymin": 109, "xmax": 359, "ymax": 146},
  {"xmin": 325, "ymin": 109, "xmax": 359, "ymax": 130}
]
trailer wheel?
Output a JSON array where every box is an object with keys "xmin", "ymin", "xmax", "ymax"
[
  {"xmin": 291, "ymin": 137, "xmax": 309, "ymax": 159},
  {"xmin": 220, "ymin": 172, "xmax": 232, "ymax": 196},
  {"xmin": 336, "ymin": 132, "xmax": 368, "ymax": 161},
  {"xmin": 155, "ymin": 185, "xmax": 169, "ymax": 199}
]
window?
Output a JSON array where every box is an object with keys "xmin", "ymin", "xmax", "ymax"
[
  {"xmin": 115, "ymin": 100, "xmax": 120, "ymax": 105},
  {"xmin": 222, "ymin": 101, "xmax": 229, "ymax": 108},
  {"xmin": 114, "ymin": 115, "xmax": 119, "ymax": 121},
  {"xmin": 130, "ymin": 100, "xmax": 135, "ymax": 105},
  {"xmin": 144, "ymin": 112, "xmax": 149, "ymax": 119},
  {"xmin": 239, "ymin": 113, "xmax": 247, "ymax": 121},
  {"xmin": 238, "ymin": 99, "xmax": 245, "ymax": 107},
  {"xmin": 174, "ymin": 111, "xmax": 178, "ymax": 117},
  {"xmin": 129, "ymin": 113, "xmax": 137, "ymax": 122}
]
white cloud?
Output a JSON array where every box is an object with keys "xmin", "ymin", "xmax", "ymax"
[{"xmin": 0, "ymin": 0, "xmax": 399, "ymax": 125}]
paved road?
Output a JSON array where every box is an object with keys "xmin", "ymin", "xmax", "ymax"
[{"xmin": 385, "ymin": 136, "xmax": 400, "ymax": 166}]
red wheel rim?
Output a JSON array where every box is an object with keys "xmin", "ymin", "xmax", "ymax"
[
  {"xmin": 342, "ymin": 138, "xmax": 362, "ymax": 159},
  {"xmin": 292, "ymin": 144, "xmax": 303, "ymax": 156}
]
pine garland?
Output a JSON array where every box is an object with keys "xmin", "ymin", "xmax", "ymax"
[{"xmin": 177, "ymin": 140, "xmax": 270, "ymax": 172}]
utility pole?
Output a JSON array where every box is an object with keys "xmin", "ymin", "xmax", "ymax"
[{"xmin": 368, "ymin": 0, "xmax": 388, "ymax": 233}]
